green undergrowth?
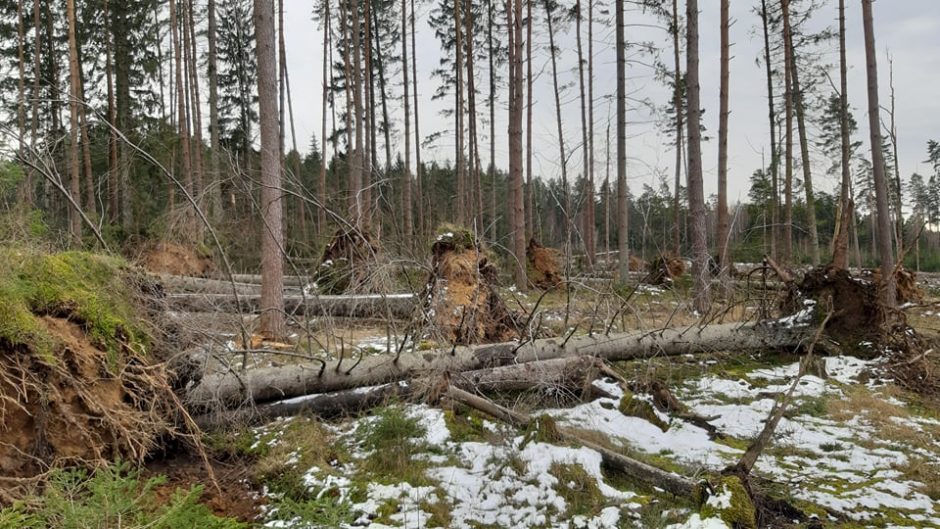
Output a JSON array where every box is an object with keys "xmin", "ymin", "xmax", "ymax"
[
  {"xmin": 0, "ymin": 463, "xmax": 244, "ymax": 529},
  {"xmin": 355, "ymin": 407, "xmax": 433, "ymax": 485},
  {"xmin": 0, "ymin": 248, "xmax": 144, "ymax": 361}
]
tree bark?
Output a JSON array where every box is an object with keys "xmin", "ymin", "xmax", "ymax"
[
  {"xmin": 545, "ymin": 1, "xmax": 572, "ymax": 257},
  {"xmin": 616, "ymin": 0, "xmax": 629, "ymax": 282},
  {"xmin": 401, "ymin": 0, "xmax": 413, "ymax": 249},
  {"xmin": 686, "ymin": 0, "xmax": 709, "ymax": 312},
  {"xmin": 187, "ymin": 321, "xmax": 807, "ymax": 409},
  {"xmin": 525, "ymin": 0, "xmax": 534, "ymax": 241},
  {"xmin": 508, "ymin": 0, "xmax": 527, "ymax": 290},
  {"xmin": 782, "ymin": 0, "xmax": 794, "ymax": 265},
  {"xmin": 671, "ymin": 0, "xmax": 683, "ymax": 257},
  {"xmin": 207, "ymin": 0, "xmax": 222, "ymax": 222},
  {"xmin": 255, "ymin": 0, "xmax": 286, "ymax": 339},
  {"xmin": 576, "ymin": 0, "xmax": 592, "ymax": 268},
  {"xmin": 349, "ymin": 0, "xmax": 364, "ymax": 225},
  {"xmin": 786, "ymin": 22, "xmax": 820, "ymax": 265},
  {"xmin": 411, "ymin": 0, "xmax": 425, "ymax": 242},
  {"xmin": 65, "ymin": 0, "xmax": 82, "ymax": 245},
  {"xmin": 454, "ymin": 0, "xmax": 466, "ymax": 226},
  {"xmin": 184, "ymin": 0, "xmax": 205, "ymax": 230},
  {"xmin": 860, "ymin": 0, "xmax": 896, "ymax": 306},
  {"xmin": 833, "ymin": 0, "xmax": 851, "ymax": 259},
  {"xmin": 717, "ymin": 0, "xmax": 731, "ymax": 286},
  {"xmin": 760, "ymin": 0, "xmax": 778, "ymax": 261},
  {"xmin": 586, "ymin": 0, "xmax": 596, "ymax": 264},
  {"xmin": 170, "ymin": 0, "xmax": 194, "ymax": 235},
  {"xmin": 318, "ymin": 0, "xmax": 330, "ymax": 232}
]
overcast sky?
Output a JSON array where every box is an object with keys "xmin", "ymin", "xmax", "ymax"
[{"xmin": 280, "ymin": 0, "xmax": 940, "ymax": 203}]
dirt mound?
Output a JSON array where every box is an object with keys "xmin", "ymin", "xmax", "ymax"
[
  {"xmin": 865, "ymin": 266, "xmax": 925, "ymax": 305},
  {"xmin": 313, "ymin": 228, "xmax": 381, "ymax": 294},
  {"xmin": 527, "ymin": 239, "xmax": 562, "ymax": 289},
  {"xmin": 422, "ymin": 229, "xmax": 521, "ymax": 344},
  {"xmin": 647, "ymin": 254, "xmax": 686, "ymax": 285},
  {"xmin": 140, "ymin": 242, "xmax": 214, "ymax": 277},
  {"xmin": 0, "ymin": 250, "xmax": 175, "ymax": 490}
]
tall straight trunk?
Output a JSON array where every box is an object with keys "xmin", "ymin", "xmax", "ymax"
[
  {"xmin": 671, "ymin": 0, "xmax": 683, "ymax": 256},
  {"xmin": 27, "ymin": 0, "xmax": 40, "ymax": 205},
  {"xmin": 254, "ymin": 0, "xmax": 286, "ymax": 339},
  {"xmin": 370, "ymin": 4, "xmax": 392, "ymax": 178},
  {"xmin": 860, "ymin": 0, "xmax": 896, "ymax": 306},
  {"xmin": 15, "ymin": 0, "xmax": 25, "ymax": 149},
  {"xmin": 786, "ymin": 23, "xmax": 820, "ymax": 265},
  {"xmin": 77, "ymin": 68, "xmax": 94, "ymax": 220},
  {"xmin": 362, "ymin": 0, "xmax": 373, "ymax": 229},
  {"xmin": 454, "ymin": 0, "xmax": 466, "ymax": 226},
  {"xmin": 616, "ymin": 0, "xmax": 628, "ymax": 282},
  {"xmin": 508, "ymin": 0, "xmax": 526, "ymax": 290},
  {"xmin": 465, "ymin": 0, "xmax": 484, "ymax": 230},
  {"xmin": 45, "ymin": 2, "xmax": 61, "ymax": 136},
  {"xmin": 832, "ymin": 0, "xmax": 851, "ymax": 257},
  {"xmin": 350, "ymin": 0, "xmax": 364, "ymax": 225},
  {"xmin": 411, "ymin": 0, "xmax": 424, "ymax": 242},
  {"xmin": 586, "ymin": 0, "xmax": 596, "ymax": 263},
  {"xmin": 545, "ymin": 2, "xmax": 571, "ymax": 254},
  {"xmin": 686, "ymin": 0, "xmax": 710, "ymax": 312},
  {"xmin": 207, "ymin": 0, "xmax": 222, "ymax": 221},
  {"xmin": 318, "ymin": 1, "xmax": 330, "ymax": 232},
  {"xmin": 575, "ymin": 0, "xmax": 592, "ymax": 267},
  {"xmin": 525, "ymin": 0, "xmax": 534, "ymax": 240},
  {"xmin": 782, "ymin": 0, "xmax": 793, "ymax": 264},
  {"xmin": 605, "ymin": 120, "xmax": 611, "ymax": 254},
  {"xmin": 716, "ymin": 0, "xmax": 730, "ymax": 281},
  {"xmin": 401, "ymin": 0, "xmax": 413, "ymax": 248},
  {"xmin": 155, "ymin": 7, "xmax": 167, "ymax": 122},
  {"xmin": 170, "ymin": 0, "xmax": 194, "ymax": 234},
  {"xmin": 887, "ymin": 57, "xmax": 903, "ymax": 260},
  {"xmin": 66, "ymin": 0, "xmax": 82, "ymax": 244},
  {"xmin": 104, "ymin": 0, "xmax": 119, "ymax": 221},
  {"xmin": 487, "ymin": 0, "xmax": 496, "ymax": 239},
  {"xmin": 185, "ymin": 0, "xmax": 205, "ymax": 217},
  {"xmin": 760, "ymin": 0, "xmax": 778, "ymax": 260}
]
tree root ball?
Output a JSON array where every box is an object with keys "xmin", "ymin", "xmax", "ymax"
[
  {"xmin": 647, "ymin": 254, "xmax": 686, "ymax": 285},
  {"xmin": 313, "ymin": 228, "xmax": 381, "ymax": 294},
  {"xmin": 527, "ymin": 238, "xmax": 563, "ymax": 290},
  {"xmin": 421, "ymin": 227, "xmax": 522, "ymax": 345}
]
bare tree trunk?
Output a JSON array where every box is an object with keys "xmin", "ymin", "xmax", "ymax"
[
  {"xmin": 411, "ymin": 0, "xmax": 425, "ymax": 242},
  {"xmin": 586, "ymin": 0, "xmax": 596, "ymax": 263},
  {"xmin": 254, "ymin": 0, "xmax": 286, "ymax": 339},
  {"xmin": 454, "ymin": 0, "xmax": 466, "ymax": 226},
  {"xmin": 362, "ymin": 0, "xmax": 373, "ymax": 229},
  {"xmin": 27, "ymin": 0, "xmax": 40, "ymax": 206},
  {"xmin": 207, "ymin": 0, "xmax": 222, "ymax": 222},
  {"xmin": 545, "ymin": 1, "xmax": 571, "ymax": 256},
  {"xmin": 670, "ymin": 0, "xmax": 683, "ymax": 257},
  {"xmin": 508, "ymin": 0, "xmax": 527, "ymax": 290},
  {"xmin": 576, "ymin": 0, "xmax": 592, "ymax": 268},
  {"xmin": 170, "ymin": 0, "xmax": 194, "ymax": 235},
  {"xmin": 15, "ymin": 0, "xmax": 25, "ymax": 187},
  {"xmin": 185, "ymin": 0, "xmax": 205, "ymax": 231},
  {"xmin": 887, "ymin": 56, "xmax": 903, "ymax": 260},
  {"xmin": 716, "ymin": 0, "xmax": 731, "ymax": 285},
  {"xmin": 605, "ymin": 119, "xmax": 611, "ymax": 254},
  {"xmin": 786, "ymin": 21, "xmax": 820, "ymax": 265},
  {"xmin": 282, "ymin": 12, "xmax": 305, "ymax": 242},
  {"xmin": 401, "ymin": 0, "xmax": 413, "ymax": 249},
  {"xmin": 860, "ymin": 0, "xmax": 896, "ymax": 306},
  {"xmin": 318, "ymin": 1, "xmax": 330, "ymax": 232},
  {"xmin": 104, "ymin": 0, "xmax": 119, "ymax": 222},
  {"xmin": 66, "ymin": 0, "xmax": 82, "ymax": 245},
  {"xmin": 782, "ymin": 0, "xmax": 794, "ymax": 265},
  {"xmin": 465, "ymin": 0, "xmax": 484, "ymax": 230},
  {"xmin": 525, "ymin": 0, "xmax": 534, "ymax": 240},
  {"xmin": 350, "ymin": 0, "xmax": 364, "ymax": 226},
  {"xmin": 760, "ymin": 0, "xmax": 778, "ymax": 261},
  {"xmin": 686, "ymin": 0, "xmax": 710, "ymax": 312},
  {"xmin": 616, "ymin": 0, "xmax": 629, "ymax": 282},
  {"xmin": 487, "ymin": 0, "xmax": 497, "ymax": 239},
  {"xmin": 833, "ymin": 0, "xmax": 851, "ymax": 257}
]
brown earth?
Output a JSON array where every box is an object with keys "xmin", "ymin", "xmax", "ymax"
[
  {"xmin": 423, "ymin": 232, "xmax": 521, "ymax": 344},
  {"xmin": 147, "ymin": 453, "xmax": 263, "ymax": 523},
  {"xmin": 0, "ymin": 317, "xmax": 172, "ymax": 486},
  {"xmin": 647, "ymin": 254, "xmax": 686, "ymax": 285},
  {"xmin": 527, "ymin": 239, "xmax": 563, "ymax": 290},
  {"xmin": 140, "ymin": 242, "xmax": 214, "ymax": 277}
]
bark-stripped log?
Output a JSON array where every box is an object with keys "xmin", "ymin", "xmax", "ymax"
[
  {"xmin": 164, "ymin": 293, "xmax": 416, "ymax": 319},
  {"xmin": 186, "ymin": 321, "xmax": 808, "ymax": 408}
]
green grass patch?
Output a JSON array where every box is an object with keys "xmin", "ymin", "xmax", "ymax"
[
  {"xmin": 355, "ymin": 407, "xmax": 432, "ymax": 485},
  {"xmin": 550, "ymin": 463, "xmax": 607, "ymax": 518},
  {"xmin": 0, "ymin": 462, "xmax": 244, "ymax": 529}
]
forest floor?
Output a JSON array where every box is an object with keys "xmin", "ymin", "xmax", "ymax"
[{"xmin": 172, "ymin": 277, "xmax": 940, "ymax": 529}]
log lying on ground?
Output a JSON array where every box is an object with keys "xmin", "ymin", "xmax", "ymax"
[
  {"xmin": 186, "ymin": 321, "xmax": 808, "ymax": 409},
  {"xmin": 227, "ymin": 274, "xmax": 309, "ymax": 287},
  {"xmin": 193, "ymin": 357, "xmax": 603, "ymax": 429},
  {"xmin": 446, "ymin": 386, "xmax": 696, "ymax": 496},
  {"xmin": 154, "ymin": 274, "xmax": 265, "ymax": 295},
  {"xmin": 164, "ymin": 293, "xmax": 416, "ymax": 319}
]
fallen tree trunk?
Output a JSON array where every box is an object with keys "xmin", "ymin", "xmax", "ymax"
[
  {"xmin": 446, "ymin": 386, "xmax": 696, "ymax": 496},
  {"xmin": 164, "ymin": 293, "xmax": 416, "ymax": 319},
  {"xmin": 186, "ymin": 321, "xmax": 808, "ymax": 409},
  {"xmin": 154, "ymin": 274, "xmax": 265, "ymax": 295},
  {"xmin": 227, "ymin": 274, "xmax": 309, "ymax": 287}
]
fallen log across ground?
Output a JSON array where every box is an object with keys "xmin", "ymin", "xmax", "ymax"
[
  {"xmin": 192, "ymin": 356, "xmax": 606, "ymax": 429},
  {"xmin": 185, "ymin": 320, "xmax": 809, "ymax": 409},
  {"xmin": 164, "ymin": 292, "xmax": 417, "ymax": 319},
  {"xmin": 153, "ymin": 274, "xmax": 267, "ymax": 295},
  {"xmin": 446, "ymin": 386, "xmax": 697, "ymax": 496}
]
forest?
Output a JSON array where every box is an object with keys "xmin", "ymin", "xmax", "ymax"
[{"xmin": 0, "ymin": 0, "xmax": 938, "ymax": 528}]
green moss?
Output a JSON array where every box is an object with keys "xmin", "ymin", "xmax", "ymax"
[
  {"xmin": 434, "ymin": 224, "xmax": 478, "ymax": 251},
  {"xmin": 698, "ymin": 476, "xmax": 756, "ymax": 529},
  {"xmin": 355, "ymin": 407, "xmax": 432, "ymax": 485},
  {"xmin": 443, "ymin": 406, "xmax": 489, "ymax": 442},
  {"xmin": 550, "ymin": 463, "xmax": 607, "ymax": 517},
  {"xmin": 0, "ymin": 249, "xmax": 144, "ymax": 361},
  {"xmin": 522, "ymin": 414, "xmax": 562, "ymax": 446},
  {"xmin": 619, "ymin": 390, "xmax": 670, "ymax": 432}
]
